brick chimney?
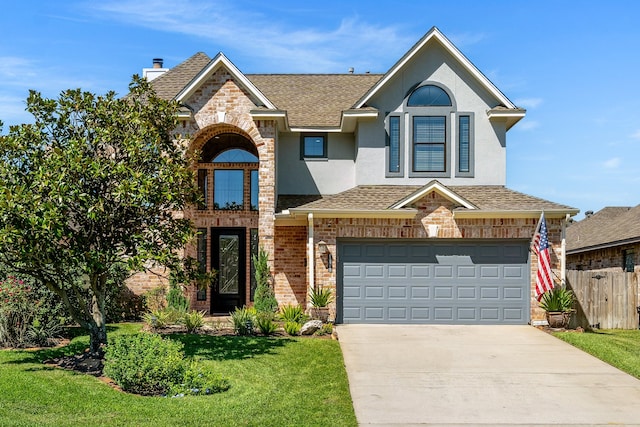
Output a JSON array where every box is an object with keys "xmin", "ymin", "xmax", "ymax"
[{"xmin": 143, "ymin": 58, "xmax": 168, "ymax": 81}]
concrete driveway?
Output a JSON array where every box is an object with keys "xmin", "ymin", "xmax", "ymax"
[{"xmin": 338, "ymin": 325, "xmax": 640, "ymax": 426}]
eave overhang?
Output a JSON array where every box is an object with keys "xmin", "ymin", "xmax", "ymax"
[
  {"xmin": 275, "ymin": 208, "xmax": 419, "ymax": 226},
  {"xmin": 452, "ymin": 209, "xmax": 579, "ymax": 219},
  {"xmin": 250, "ymin": 109, "xmax": 289, "ymax": 131},
  {"xmin": 566, "ymin": 236, "xmax": 640, "ymax": 255},
  {"xmin": 487, "ymin": 108, "xmax": 527, "ymax": 131}
]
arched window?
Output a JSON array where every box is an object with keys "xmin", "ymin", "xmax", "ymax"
[
  {"xmin": 214, "ymin": 149, "xmax": 258, "ymax": 163},
  {"xmin": 407, "ymin": 85, "xmax": 452, "ymax": 107}
]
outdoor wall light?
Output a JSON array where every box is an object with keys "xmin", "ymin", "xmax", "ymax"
[
  {"xmin": 317, "ymin": 240, "xmax": 333, "ymax": 272},
  {"xmin": 428, "ymin": 224, "xmax": 439, "ymax": 237}
]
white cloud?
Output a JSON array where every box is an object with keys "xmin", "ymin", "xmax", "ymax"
[
  {"xmin": 516, "ymin": 120, "xmax": 539, "ymax": 131},
  {"xmin": 448, "ymin": 32, "xmax": 487, "ymax": 47},
  {"xmin": 603, "ymin": 157, "xmax": 621, "ymax": 169},
  {"xmin": 514, "ymin": 97, "xmax": 543, "ymax": 109},
  {"xmin": 88, "ymin": 0, "xmax": 413, "ymax": 72},
  {"xmin": 630, "ymin": 129, "xmax": 640, "ymax": 139}
]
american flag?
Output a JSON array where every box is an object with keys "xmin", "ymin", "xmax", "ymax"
[{"xmin": 532, "ymin": 213, "xmax": 554, "ymax": 300}]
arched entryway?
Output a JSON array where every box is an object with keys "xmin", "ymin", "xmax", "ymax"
[{"xmin": 191, "ymin": 130, "xmax": 260, "ymax": 314}]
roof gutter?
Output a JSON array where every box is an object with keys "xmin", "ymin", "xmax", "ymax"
[
  {"xmin": 453, "ymin": 209, "xmax": 580, "ymax": 219},
  {"xmin": 566, "ymin": 236, "xmax": 640, "ymax": 255}
]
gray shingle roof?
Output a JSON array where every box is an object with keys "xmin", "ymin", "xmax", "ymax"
[
  {"xmin": 247, "ymin": 74, "xmax": 383, "ymax": 128},
  {"xmin": 148, "ymin": 53, "xmax": 383, "ymax": 128},
  {"xmin": 566, "ymin": 205, "xmax": 640, "ymax": 252},
  {"xmin": 150, "ymin": 52, "xmax": 211, "ymax": 100},
  {"xmin": 279, "ymin": 185, "xmax": 575, "ymax": 213}
]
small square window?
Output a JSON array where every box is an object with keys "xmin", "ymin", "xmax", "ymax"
[
  {"xmin": 301, "ymin": 134, "xmax": 327, "ymax": 158},
  {"xmin": 623, "ymin": 250, "xmax": 635, "ymax": 272}
]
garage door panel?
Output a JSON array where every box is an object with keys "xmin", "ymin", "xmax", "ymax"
[
  {"xmin": 480, "ymin": 287, "xmax": 500, "ymax": 299},
  {"xmin": 364, "ymin": 307, "xmax": 384, "ymax": 320},
  {"xmin": 434, "ymin": 265, "xmax": 454, "ymax": 278},
  {"xmin": 388, "ymin": 265, "xmax": 407, "ymax": 277},
  {"xmin": 410, "ymin": 265, "xmax": 430, "ymax": 278},
  {"xmin": 434, "ymin": 307, "xmax": 454, "ymax": 320},
  {"xmin": 388, "ymin": 286, "xmax": 407, "ymax": 298},
  {"xmin": 364, "ymin": 265, "xmax": 384, "ymax": 278},
  {"xmin": 457, "ymin": 287, "xmax": 476, "ymax": 299},
  {"xmin": 457, "ymin": 307, "xmax": 477, "ymax": 321},
  {"xmin": 339, "ymin": 239, "xmax": 529, "ymax": 324},
  {"xmin": 411, "ymin": 286, "xmax": 430, "ymax": 298},
  {"xmin": 388, "ymin": 307, "xmax": 408, "ymax": 320},
  {"xmin": 365, "ymin": 286, "xmax": 384, "ymax": 298},
  {"xmin": 503, "ymin": 287, "xmax": 524, "ymax": 300},
  {"xmin": 343, "ymin": 264, "xmax": 362, "ymax": 278}
]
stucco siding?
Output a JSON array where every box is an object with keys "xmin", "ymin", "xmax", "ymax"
[
  {"xmin": 276, "ymin": 132, "xmax": 355, "ymax": 195},
  {"xmin": 355, "ymin": 40, "xmax": 507, "ymax": 186}
]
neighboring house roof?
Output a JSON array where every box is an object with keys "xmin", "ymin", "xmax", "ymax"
[
  {"xmin": 566, "ymin": 205, "xmax": 640, "ymax": 254},
  {"xmin": 277, "ymin": 183, "xmax": 577, "ymax": 219}
]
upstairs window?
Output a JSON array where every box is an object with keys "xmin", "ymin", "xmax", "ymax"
[
  {"xmin": 407, "ymin": 85, "xmax": 452, "ymax": 107},
  {"xmin": 386, "ymin": 115, "xmax": 402, "ymax": 175},
  {"xmin": 413, "ymin": 116, "xmax": 446, "ymax": 172},
  {"xmin": 301, "ymin": 134, "xmax": 327, "ymax": 159},
  {"xmin": 456, "ymin": 113, "xmax": 474, "ymax": 177},
  {"xmin": 197, "ymin": 169, "xmax": 208, "ymax": 210},
  {"xmin": 214, "ymin": 170, "xmax": 244, "ymax": 210}
]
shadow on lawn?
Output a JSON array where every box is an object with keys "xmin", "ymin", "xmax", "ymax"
[{"xmin": 168, "ymin": 334, "xmax": 295, "ymax": 361}]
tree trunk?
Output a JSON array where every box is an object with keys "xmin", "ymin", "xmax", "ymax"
[
  {"xmin": 88, "ymin": 321, "xmax": 107, "ymax": 354},
  {"xmin": 89, "ymin": 284, "xmax": 107, "ymax": 354}
]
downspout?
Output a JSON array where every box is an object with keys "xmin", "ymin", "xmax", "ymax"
[
  {"xmin": 561, "ymin": 214, "xmax": 568, "ymax": 286},
  {"xmin": 307, "ymin": 213, "xmax": 314, "ymax": 306}
]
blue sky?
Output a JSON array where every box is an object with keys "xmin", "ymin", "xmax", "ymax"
[{"xmin": 2, "ymin": 0, "xmax": 640, "ymax": 219}]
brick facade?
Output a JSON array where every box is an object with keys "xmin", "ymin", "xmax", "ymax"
[
  {"xmin": 126, "ymin": 70, "xmax": 276, "ymax": 312},
  {"xmin": 307, "ymin": 192, "xmax": 564, "ymax": 322},
  {"xmin": 567, "ymin": 243, "xmax": 640, "ymax": 273}
]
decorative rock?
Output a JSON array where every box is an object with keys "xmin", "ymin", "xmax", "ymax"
[{"xmin": 300, "ymin": 320, "xmax": 323, "ymax": 335}]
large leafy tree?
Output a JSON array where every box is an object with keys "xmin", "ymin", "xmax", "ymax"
[{"xmin": 0, "ymin": 76, "xmax": 199, "ymax": 352}]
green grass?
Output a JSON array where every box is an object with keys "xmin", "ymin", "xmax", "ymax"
[
  {"xmin": 0, "ymin": 323, "xmax": 357, "ymax": 427},
  {"xmin": 553, "ymin": 329, "xmax": 640, "ymax": 379}
]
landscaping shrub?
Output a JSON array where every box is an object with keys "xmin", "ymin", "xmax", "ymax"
[
  {"xmin": 0, "ymin": 276, "xmax": 65, "ymax": 348},
  {"xmin": 230, "ymin": 306, "xmax": 255, "ymax": 336},
  {"xmin": 104, "ymin": 333, "xmax": 230, "ymax": 397},
  {"xmin": 104, "ymin": 333, "xmax": 187, "ymax": 395},
  {"xmin": 255, "ymin": 312, "xmax": 278, "ymax": 336},
  {"xmin": 284, "ymin": 321, "xmax": 301, "ymax": 336},
  {"xmin": 143, "ymin": 307, "xmax": 183, "ymax": 329},
  {"xmin": 166, "ymin": 283, "xmax": 189, "ymax": 313},
  {"xmin": 253, "ymin": 248, "xmax": 278, "ymax": 313},
  {"xmin": 144, "ymin": 286, "xmax": 167, "ymax": 312},
  {"xmin": 183, "ymin": 310, "xmax": 205, "ymax": 333},
  {"xmin": 279, "ymin": 304, "xmax": 306, "ymax": 323},
  {"xmin": 104, "ymin": 263, "xmax": 145, "ymax": 322}
]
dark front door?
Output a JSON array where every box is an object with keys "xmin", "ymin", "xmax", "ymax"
[{"xmin": 211, "ymin": 228, "xmax": 246, "ymax": 313}]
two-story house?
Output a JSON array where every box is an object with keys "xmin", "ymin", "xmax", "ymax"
[{"xmin": 128, "ymin": 27, "xmax": 578, "ymax": 325}]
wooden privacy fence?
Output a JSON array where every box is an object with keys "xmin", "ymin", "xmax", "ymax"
[{"xmin": 566, "ymin": 270, "xmax": 639, "ymax": 329}]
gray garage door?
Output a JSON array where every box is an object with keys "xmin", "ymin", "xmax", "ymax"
[{"xmin": 337, "ymin": 239, "xmax": 530, "ymax": 324}]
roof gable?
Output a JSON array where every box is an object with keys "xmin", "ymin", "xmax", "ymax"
[
  {"xmin": 175, "ymin": 52, "xmax": 276, "ymax": 109},
  {"xmin": 390, "ymin": 180, "xmax": 477, "ymax": 210},
  {"xmin": 354, "ymin": 27, "xmax": 518, "ymax": 110}
]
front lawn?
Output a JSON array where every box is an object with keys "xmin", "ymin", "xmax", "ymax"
[
  {"xmin": 0, "ymin": 323, "xmax": 357, "ymax": 427},
  {"xmin": 552, "ymin": 329, "xmax": 640, "ymax": 379}
]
